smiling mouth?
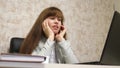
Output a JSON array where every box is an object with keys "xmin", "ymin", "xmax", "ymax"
[{"xmin": 53, "ymin": 26, "xmax": 59, "ymax": 30}]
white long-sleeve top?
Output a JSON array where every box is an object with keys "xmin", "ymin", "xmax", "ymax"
[{"xmin": 32, "ymin": 37, "xmax": 79, "ymax": 64}]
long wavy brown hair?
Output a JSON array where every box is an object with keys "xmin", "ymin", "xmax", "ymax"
[{"xmin": 19, "ymin": 7, "xmax": 66, "ymax": 54}]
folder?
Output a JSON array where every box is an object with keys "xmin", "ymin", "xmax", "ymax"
[{"xmin": 0, "ymin": 53, "xmax": 46, "ymax": 63}]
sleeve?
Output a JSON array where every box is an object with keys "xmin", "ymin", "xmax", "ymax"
[
  {"xmin": 58, "ymin": 39, "xmax": 79, "ymax": 63},
  {"xmin": 32, "ymin": 38, "xmax": 55, "ymax": 56}
]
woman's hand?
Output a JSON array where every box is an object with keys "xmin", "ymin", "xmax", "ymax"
[
  {"xmin": 42, "ymin": 19, "xmax": 54, "ymax": 41},
  {"xmin": 55, "ymin": 25, "xmax": 66, "ymax": 42}
]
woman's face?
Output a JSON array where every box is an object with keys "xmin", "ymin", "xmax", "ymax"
[{"xmin": 46, "ymin": 16, "xmax": 62, "ymax": 34}]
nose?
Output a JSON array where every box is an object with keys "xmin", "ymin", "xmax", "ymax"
[{"xmin": 54, "ymin": 18, "xmax": 59, "ymax": 24}]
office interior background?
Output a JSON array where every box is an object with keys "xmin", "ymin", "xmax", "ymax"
[{"xmin": 0, "ymin": 0, "xmax": 119, "ymax": 63}]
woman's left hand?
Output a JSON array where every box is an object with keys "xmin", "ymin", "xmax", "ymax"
[{"xmin": 55, "ymin": 25, "xmax": 66, "ymax": 42}]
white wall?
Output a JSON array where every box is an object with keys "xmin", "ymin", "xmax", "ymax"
[{"xmin": 114, "ymin": 0, "xmax": 120, "ymax": 13}]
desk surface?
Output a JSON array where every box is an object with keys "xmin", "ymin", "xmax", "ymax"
[{"xmin": 0, "ymin": 61, "xmax": 120, "ymax": 68}]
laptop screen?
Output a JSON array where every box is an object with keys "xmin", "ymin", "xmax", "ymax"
[{"xmin": 100, "ymin": 11, "xmax": 120, "ymax": 65}]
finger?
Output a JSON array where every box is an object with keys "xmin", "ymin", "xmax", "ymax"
[
  {"xmin": 42, "ymin": 21, "xmax": 45, "ymax": 30},
  {"xmin": 60, "ymin": 26, "xmax": 66, "ymax": 36},
  {"xmin": 46, "ymin": 20, "xmax": 52, "ymax": 31},
  {"xmin": 43, "ymin": 20, "xmax": 47, "ymax": 28},
  {"xmin": 42, "ymin": 21, "xmax": 45, "ymax": 28},
  {"xmin": 61, "ymin": 28, "xmax": 66, "ymax": 35},
  {"xmin": 46, "ymin": 20, "xmax": 49, "ymax": 28},
  {"xmin": 42, "ymin": 19, "xmax": 49, "ymax": 33},
  {"xmin": 61, "ymin": 25, "xmax": 64, "ymax": 30}
]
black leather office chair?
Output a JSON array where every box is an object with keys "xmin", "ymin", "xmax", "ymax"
[{"xmin": 9, "ymin": 37, "xmax": 24, "ymax": 53}]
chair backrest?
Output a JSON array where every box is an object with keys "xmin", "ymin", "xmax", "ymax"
[{"xmin": 9, "ymin": 37, "xmax": 24, "ymax": 53}]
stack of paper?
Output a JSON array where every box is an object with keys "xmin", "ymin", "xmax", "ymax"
[{"xmin": 0, "ymin": 53, "xmax": 46, "ymax": 63}]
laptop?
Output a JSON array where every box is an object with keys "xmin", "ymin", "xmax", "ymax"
[
  {"xmin": 81, "ymin": 11, "xmax": 120, "ymax": 65},
  {"xmin": 100, "ymin": 11, "xmax": 120, "ymax": 65}
]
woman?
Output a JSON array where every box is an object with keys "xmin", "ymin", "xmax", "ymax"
[{"xmin": 20, "ymin": 7, "xmax": 79, "ymax": 64}]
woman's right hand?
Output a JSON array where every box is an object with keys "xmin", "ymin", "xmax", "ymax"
[{"xmin": 42, "ymin": 19, "xmax": 54, "ymax": 41}]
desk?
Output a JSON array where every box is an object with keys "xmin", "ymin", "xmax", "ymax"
[{"xmin": 0, "ymin": 61, "xmax": 120, "ymax": 68}]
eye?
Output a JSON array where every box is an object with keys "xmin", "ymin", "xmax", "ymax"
[
  {"xmin": 49, "ymin": 17, "xmax": 55, "ymax": 20},
  {"xmin": 58, "ymin": 18, "xmax": 62, "ymax": 21}
]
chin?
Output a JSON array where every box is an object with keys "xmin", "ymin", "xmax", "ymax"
[
  {"xmin": 54, "ymin": 32, "xmax": 59, "ymax": 34},
  {"xmin": 53, "ymin": 31, "xmax": 59, "ymax": 34}
]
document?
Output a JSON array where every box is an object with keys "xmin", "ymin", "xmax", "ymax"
[{"xmin": 0, "ymin": 53, "xmax": 46, "ymax": 63}]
